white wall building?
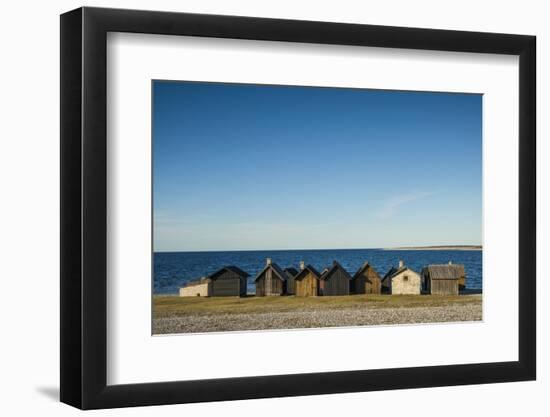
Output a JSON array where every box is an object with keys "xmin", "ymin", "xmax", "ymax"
[{"xmin": 382, "ymin": 260, "xmax": 421, "ymax": 295}]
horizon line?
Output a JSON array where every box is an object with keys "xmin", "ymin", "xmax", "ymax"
[{"xmin": 154, "ymin": 244, "xmax": 482, "ymax": 254}]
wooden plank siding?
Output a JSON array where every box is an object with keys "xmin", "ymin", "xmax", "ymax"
[
  {"xmin": 270, "ymin": 276, "xmax": 285, "ymax": 295},
  {"xmin": 351, "ymin": 263, "xmax": 382, "ymax": 294},
  {"xmin": 211, "ymin": 277, "xmax": 239, "ymax": 296},
  {"xmin": 255, "ymin": 262, "xmax": 288, "ymax": 296},
  {"xmin": 350, "ymin": 275, "xmax": 365, "ymax": 294},
  {"xmin": 352, "ymin": 275, "xmax": 381, "ymax": 294},
  {"xmin": 286, "ymin": 275, "xmax": 295, "ymax": 295},
  {"xmin": 210, "ymin": 269, "xmax": 248, "ymax": 297},
  {"xmin": 255, "ymin": 269, "xmax": 285, "ymax": 296},
  {"xmin": 256, "ymin": 276, "xmax": 265, "ymax": 297},
  {"xmin": 320, "ymin": 267, "xmax": 350, "ymax": 296},
  {"xmin": 430, "ymin": 278, "xmax": 459, "ymax": 295},
  {"xmin": 421, "ymin": 264, "xmax": 464, "ymax": 295},
  {"xmin": 364, "ymin": 277, "xmax": 381, "ymax": 294},
  {"xmin": 295, "ymin": 271, "xmax": 319, "ymax": 297},
  {"xmin": 283, "ymin": 267, "xmax": 298, "ymax": 295}
]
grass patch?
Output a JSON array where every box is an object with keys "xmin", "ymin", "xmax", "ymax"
[{"xmin": 153, "ymin": 294, "xmax": 482, "ymax": 317}]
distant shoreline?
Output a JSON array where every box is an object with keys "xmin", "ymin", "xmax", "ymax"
[
  {"xmin": 383, "ymin": 245, "xmax": 482, "ymax": 251},
  {"xmin": 155, "ymin": 245, "xmax": 482, "ymax": 254}
]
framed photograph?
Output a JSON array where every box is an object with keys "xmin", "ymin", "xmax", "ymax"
[{"xmin": 60, "ymin": 6, "xmax": 536, "ymax": 409}]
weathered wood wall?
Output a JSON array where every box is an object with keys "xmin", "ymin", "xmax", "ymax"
[
  {"xmin": 321, "ymin": 269, "xmax": 350, "ymax": 296},
  {"xmin": 430, "ymin": 279, "xmax": 459, "ymax": 295},
  {"xmin": 351, "ymin": 275, "xmax": 364, "ymax": 294},
  {"xmin": 352, "ymin": 268, "xmax": 381, "ymax": 294},
  {"xmin": 255, "ymin": 276, "xmax": 265, "ymax": 296},
  {"xmin": 286, "ymin": 276, "xmax": 295, "ymax": 295},
  {"xmin": 366, "ymin": 268, "xmax": 382, "ymax": 294},
  {"xmin": 268, "ymin": 269, "xmax": 284, "ymax": 295},
  {"xmin": 211, "ymin": 278, "xmax": 239, "ymax": 296},
  {"xmin": 265, "ymin": 268, "xmax": 272, "ymax": 295},
  {"xmin": 255, "ymin": 269, "xmax": 284, "ymax": 296},
  {"xmin": 211, "ymin": 270, "xmax": 246, "ymax": 296},
  {"xmin": 239, "ymin": 276, "xmax": 247, "ymax": 296},
  {"xmin": 295, "ymin": 271, "xmax": 318, "ymax": 296},
  {"xmin": 268, "ymin": 276, "xmax": 284, "ymax": 295}
]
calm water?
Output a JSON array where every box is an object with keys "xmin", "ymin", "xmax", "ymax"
[{"xmin": 153, "ymin": 249, "xmax": 482, "ymax": 295}]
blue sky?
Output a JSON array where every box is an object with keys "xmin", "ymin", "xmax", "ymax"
[{"xmin": 153, "ymin": 81, "xmax": 482, "ymax": 252}]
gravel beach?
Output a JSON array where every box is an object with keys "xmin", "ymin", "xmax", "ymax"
[{"xmin": 153, "ymin": 295, "xmax": 482, "ymax": 334}]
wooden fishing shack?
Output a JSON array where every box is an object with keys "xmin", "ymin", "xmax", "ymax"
[
  {"xmin": 283, "ymin": 266, "xmax": 299, "ymax": 295},
  {"xmin": 351, "ymin": 261, "xmax": 382, "ymax": 294},
  {"xmin": 294, "ymin": 263, "xmax": 322, "ymax": 297},
  {"xmin": 255, "ymin": 258, "xmax": 288, "ymax": 296},
  {"xmin": 319, "ymin": 261, "xmax": 351, "ymax": 296},
  {"xmin": 421, "ymin": 262, "xmax": 465, "ymax": 295},
  {"xmin": 207, "ymin": 266, "xmax": 249, "ymax": 297}
]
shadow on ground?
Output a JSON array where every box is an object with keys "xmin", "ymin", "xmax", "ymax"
[{"xmin": 36, "ymin": 386, "xmax": 59, "ymax": 401}]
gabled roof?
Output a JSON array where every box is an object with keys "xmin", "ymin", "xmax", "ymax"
[
  {"xmin": 284, "ymin": 267, "xmax": 299, "ymax": 278},
  {"xmin": 320, "ymin": 261, "xmax": 352, "ymax": 281},
  {"xmin": 254, "ymin": 262, "xmax": 288, "ymax": 282},
  {"xmin": 352, "ymin": 261, "xmax": 380, "ymax": 280},
  {"xmin": 294, "ymin": 264, "xmax": 322, "ymax": 281},
  {"xmin": 382, "ymin": 266, "xmax": 416, "ymax": 282},
  {"xmin": 207, "ymin": 265, "xmax": 250, "ymax": 280},
  {"xmin": 382, "ymin": 266, "xmax": 399, "ymax": 281},
  {"xmin": 422, "ymin": 264, "xmax": 465, "ymax": 279}
]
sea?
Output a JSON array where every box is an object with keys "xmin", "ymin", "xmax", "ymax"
[{"xmin": 153, "ymin": 249, "xmax": 482, "ymax": 295}]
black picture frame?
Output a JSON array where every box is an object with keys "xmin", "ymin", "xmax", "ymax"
[{"xmin": 60, "ymin": 6, "xmax": 536, "ymax": 410}]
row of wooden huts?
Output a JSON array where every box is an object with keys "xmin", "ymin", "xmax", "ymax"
[{"xmin": 179, "ymin": 258, "xmax": 466, "ymax": 297}]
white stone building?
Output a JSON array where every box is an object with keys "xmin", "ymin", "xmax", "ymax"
[
  {"xmin": 381, "ymin": 260, "xmax": 421, "ymax": 295},
  {"xmin": 179, "ymin": 277, "xmax": 212, "ymax": 297}
]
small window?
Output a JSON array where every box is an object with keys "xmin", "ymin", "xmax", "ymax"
[{"xmin": 403, "ymin": 275, "xmax": 409, "ymax": 281}]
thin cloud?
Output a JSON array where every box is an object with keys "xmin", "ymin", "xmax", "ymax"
[{"xmin": 378, "ymin": 191, "xmax": 434, "ymax": 219}]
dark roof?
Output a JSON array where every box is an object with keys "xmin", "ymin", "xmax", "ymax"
[
  {"xmin": 284, "ymin": 267, "xmax": 299, "ymax": 278},
  {"xmin": 422, "ymin": 264, "xmax": 465, "ymax": 279},
  {"xmin": 254, "ymin": 262, "xmax": 288, "ymax": 282},
  {"xmin": 207, "ymin": 266, "xmax": 250, "ymax": 280},
  {"xmin": 382, "ymin": 266, "xmax": 399, "ymax": 280},
  {"xmin": 294, "ymin": 264, "xmax": 322, "ymax": 281},
  {"xmin": 352, "ymin": 261, "xmax": 380, "ymax": 280},
  {"xmin": 382, "ymin": 266, "xmax": 415, "ymax": 282},
  {"xmin": 183, "ymin": 277, "xmax": 211, "ymax": 287},
  {"xmin": 320, "ymin": 261, "xmax": 352, "ymax": 281}
]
